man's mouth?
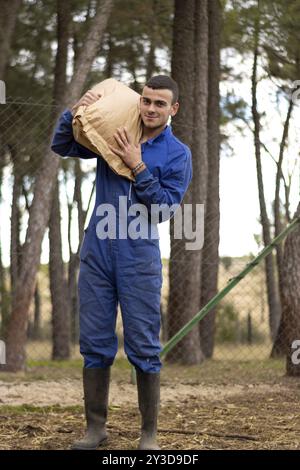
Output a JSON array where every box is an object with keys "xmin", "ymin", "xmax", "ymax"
[{"xmin": 145, "ymin": 115, "xmax": 157, "ymax": 119}]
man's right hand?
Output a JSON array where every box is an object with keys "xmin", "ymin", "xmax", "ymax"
[{"xmin": 71, "ymin": 89, "xmax": 102, "ymax": 116}]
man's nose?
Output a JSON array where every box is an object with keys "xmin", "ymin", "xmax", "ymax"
[{"xmin": 148, "ymin": 102, "xmax": 156, "ymax": 112}]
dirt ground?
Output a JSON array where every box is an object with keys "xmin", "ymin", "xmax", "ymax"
[{"xmin": 1, "ymin": 360, "xmax": 300, "ymax": 450}]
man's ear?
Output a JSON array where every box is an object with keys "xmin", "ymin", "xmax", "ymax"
[{"xmin": 170, "ymin": 102, "xmax": 179, "ymax": 117}]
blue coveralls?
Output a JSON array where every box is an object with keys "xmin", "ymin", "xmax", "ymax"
[{"xmin": 51, "ymin": 109, "xmax": 192, "ymax": 373}]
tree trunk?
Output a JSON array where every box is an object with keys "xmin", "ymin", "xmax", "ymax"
[
  {"xmin": 251, "ymin": 5, "xmax": 281, "ymax": 342},
  {"xmin": 146, "ymin": 40, "xmax": 156, "ymax": 82},
  {"xmin": 27, "ymin": 282, "xmax": 41, "ymax": 340},
  {"xmin": 0, "ymin": 163, "xmax": 9, "ymax": 336},
  {"xmin": 33, "ymin": 283, "xmax": 41, "ymax": 340},
  {"xmin": 200, "ymin": 0, "xmax": 221, "ymax": 358},
  {"xmin": 105, "ymin": 34, "xmax": 114, "ymax": 78},
  {"xmin": 10, "ymin": 156, "xmax": 22, "ymax": 305},
  {"xmin": 281, "ymin": 205, "xmax": 300, "ymax": 376},
  {"xmin": 0, "ymin": 0, "xmax": 22, "ymax": 79},
  {"xmin": 167, "ymin": 0, "xmax": 207, "ymax": 364},
  {"xmin": 50, "ymin": 181, "xmax": 71, "ymax": 359},
  {"xmin": 271, "ymin": 98, "xmax": 294, "ymax": 357},
  {"xmin": 192, "ymin": 0, "xmax": 209, "ymax": 357},
  {"xmin": 52, "ymin": 0, "xmax": 71, "ymax": 106},
  {"xmin": 49, "ymin": 0, "xmax": 72, "ymax": 360},
  {"xmin": 145, "ymin": 0, "xmax": 160, "ymax": 81},
  {"xmin": 0, "ymin": 239, "xmax": 9, "ymax": 337},
  {"xmin": 4, "ymin": 0, "xmax": 114, "ymax": 372},
  {"xmin": 68, "ymin": 160, "xmax": 85, "ymax": 343}
]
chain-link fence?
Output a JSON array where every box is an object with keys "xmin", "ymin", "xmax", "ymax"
[{"xmin": 0, "ymin": 98, "xmax": 296, "ymax": 372}]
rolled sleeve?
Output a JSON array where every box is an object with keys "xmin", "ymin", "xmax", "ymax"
[{"xmin": 51, "ymin": 109, "xmax": 98, "ymax": 159}]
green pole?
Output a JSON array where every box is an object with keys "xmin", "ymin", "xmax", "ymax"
[{"xmin": 161, "ymin": 216, "xmax": 300, "ymax": 358}]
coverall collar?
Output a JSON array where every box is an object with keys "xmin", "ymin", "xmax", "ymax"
[{"xmin": 142, "ymin": 125, "xmax": 172, "ymax": 146}]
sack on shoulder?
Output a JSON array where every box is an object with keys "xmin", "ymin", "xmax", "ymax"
[{"xmin": 72, "ymin": 78, "xmax": 142, "ymax": 181}]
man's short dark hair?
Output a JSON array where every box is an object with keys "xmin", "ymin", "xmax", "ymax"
[{"xmin": 145, "ymin": 75, "xmax": 179, "ymax": 104}]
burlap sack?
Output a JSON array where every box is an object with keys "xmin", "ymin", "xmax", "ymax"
[{"xmin": 72, "ymin": 78, "xmax": 143, "ymax": 181}]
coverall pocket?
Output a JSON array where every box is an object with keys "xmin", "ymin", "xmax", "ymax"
[
  {"xmin": 134, "ymin": 257, "xmax": 161, "ymax": 275},
  {"xmin": 133, "ymin": 249, "xmax": 162, "ymax": 291},
  {"xmin": 130, "ymin": 261, "xmax": 162, "ymax": 295}
]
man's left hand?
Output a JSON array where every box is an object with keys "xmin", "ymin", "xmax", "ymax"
[{"xmin": 109, "ymin": 127, "xmax": 142, "ymax": 170}]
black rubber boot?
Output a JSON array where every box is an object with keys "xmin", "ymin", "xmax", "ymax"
[
  {"xmin": 136, "ymin": 369, "xmax": 160, "ymax": 450},
  {"xmin": 71, "ymin": 367, "xmax": 110, "ymax": 450}
]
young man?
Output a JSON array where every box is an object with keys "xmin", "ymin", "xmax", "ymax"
[{"xmin": 51, "ymin": 75, "xmax": 192, "ymax": 450}]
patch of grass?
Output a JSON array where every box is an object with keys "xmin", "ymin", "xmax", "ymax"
[
  {"xmin": 161, "ymin": 357, "xmax": 286, "ymax": 386},
  {"xmin": 0, "ymin": 356, "xmax": 133, "ymax": 383},
  {"xmin": 0, "ymin": 404, "xmax": 83, "ymax": 415},
  {"xmin": 26, "ymin": 356, "xmax": 130, "ymax": 370},
  {"xmin": 0, "ymin": 350, "xmax": 286, "ymax": 385},
  {"xmin": 114, "ymin": 357, "xmax": 132, "ymax": 370},
  {"xmin": 26, "ymin": 358, "xmax": 83, "ymax": 369}
]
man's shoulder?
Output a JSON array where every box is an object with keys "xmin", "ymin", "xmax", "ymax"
[
  {"xmin": 162, "ymin": 132, "xmax": 192, "ymax": 176},
  {"xmin": 166, "ymin": 131, "xmax": 191, "ymax": 159}
]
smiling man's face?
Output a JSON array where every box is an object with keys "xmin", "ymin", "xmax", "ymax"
[{"xmin": 139, "ymin": 86, "xmax": 179, "ymax": 132}]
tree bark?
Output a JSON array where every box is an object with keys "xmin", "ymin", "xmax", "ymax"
[
  {"xmin": 200, "ymin": 0, "xmax": 221, "ymax": 358},
  {"xmin": 27, "ymin": 282, "xmax": 41, "ymax": 340},
  {"xmin": 50, "ymin": 181, "xmax": 71, "ymax": 359},
  {"xmin": 251, "ymin": 4, "xmax": 281, "ymax": 342},
  {"xmin": 271, "ymin": 98, "xmax": 294, "ymax": 357},
  {"xmin": 0, "ymin": 163, "xmax": 9, "ymax": 336},
  {"xmin": 33, "ymin": 283, "xmax": 41, "ymax": 340},
  {"xmin": 192, "ymin": 0, "xmax": 209, "ymax": 357},
  {"xmin": 68, "ymin": 159, "xmax": 85, "ymax": 343},
  {"xmin": 167, "ymin": 0, "xmax": 208, "ymax": 364},
  {"xmin": 0, "ymin": 238, "xmax": 8, "ymax": 337},
  {"xmin": 4, "ymin": 0, "xmax": 114, "ymax": 372},
  {"xmin": 10, "ymin": 154, "xmax": 22, "ymax": 305},
  {"xmin": 49, "ymin": 0, "xmax": 72, "ymax": 360},
  {"xmin": 281, "ymin": 205, "xmax": 300, "ymax": 376},
  {"xmin": 105, "ymin": 34, "xmax": 114, "ymax": 78},
  {"xmin": 0, "ymin": 0, "xmax": 22, "ymax": 79},
  {"xmin": 145, "ymin": 0, "xmax": 160, "ymax": 81}
]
